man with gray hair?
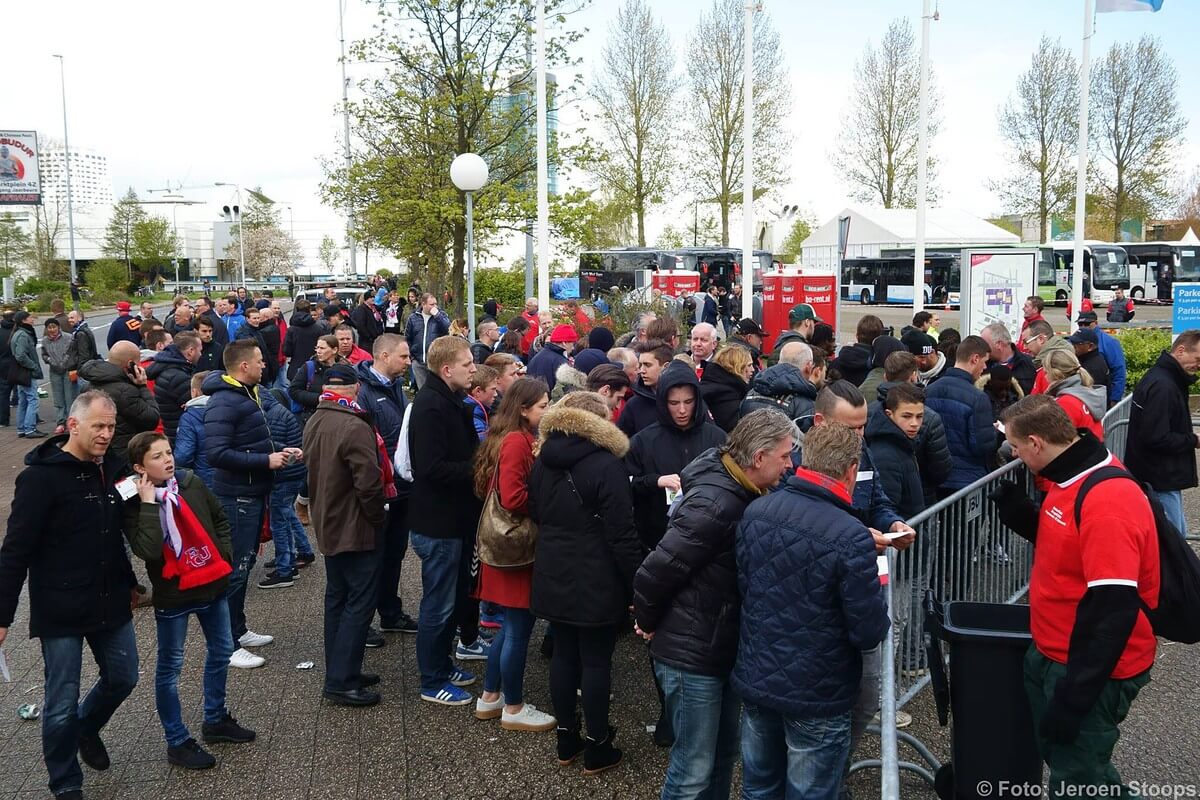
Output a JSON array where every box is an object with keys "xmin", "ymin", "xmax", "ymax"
[
  {"xmin": 739, "ymin": 340, "xmax": 819, "ymax": 429},
  {"xmin": 633, "ymin": 410, "xmax": 796, "ymax": 800},
  {"xmin": 616, "ymin": 311, "xmax": 658, "ymax": 348},
  {"xmin": 981, "ymin": 321, "xmax": 1035, "ymax": 396},
  {"xmin": 689, "ymin": 323, "xmax": 718, "ymax": 375},
  {"xmin": 0, "ymin": 390, "xmax": 140, "ymax": 798}
]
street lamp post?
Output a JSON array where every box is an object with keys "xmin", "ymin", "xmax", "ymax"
[
  {"xmin": 52, "ymin": 54, "xmax": 78, "ymax": 305},
  {"xmin": 450, "ymin": 153, "xmax": 489, "ymax": 336}
]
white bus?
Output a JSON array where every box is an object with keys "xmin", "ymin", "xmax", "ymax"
[{"xmin": 1040, "ymin": 243, "xmax": 1130, "ymax": 305}]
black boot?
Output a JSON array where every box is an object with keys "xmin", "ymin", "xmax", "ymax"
[
  {"xmin": 583, "ymin": 725, "xmax": 622, "ymax": 775},
  {"xmin": 556, "ymin": 714, "xmax": 584, "ymax": 766}
]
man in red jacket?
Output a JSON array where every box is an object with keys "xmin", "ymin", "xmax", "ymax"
[
  {"xmin": 994, "ymin": 395, "xmax": 1158, "ymax": 794},
  {"xmin": 520, "ymin": 297, "xmax": 540, "ymax": 356},
  {"xmin": 1018, "ymin": 296, "xmax": 1046, "ymax": 354}
]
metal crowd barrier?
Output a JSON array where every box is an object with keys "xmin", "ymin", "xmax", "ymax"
[{"xmin": 869, "ymin": 395, "xmax": 1134, "ymax": 798}]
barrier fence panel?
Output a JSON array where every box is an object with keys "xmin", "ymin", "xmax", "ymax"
[{"xmin": 871, "ymin": 395, "xmax": 1135, "ymax": 798}]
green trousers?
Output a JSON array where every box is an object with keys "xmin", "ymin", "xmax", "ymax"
[{"xmin": 1024, "ymin": 645, "xmax": 1150, "ymax": 799}]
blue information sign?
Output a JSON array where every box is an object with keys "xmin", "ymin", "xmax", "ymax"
[{"xmin": 1172, "ymin": 283, "xmax": 1200, "ymax": 334}]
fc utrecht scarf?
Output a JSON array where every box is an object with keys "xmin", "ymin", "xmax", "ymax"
[
  {"xmin": 156, "ymin": 478, "xmax": 233, "ymax": 590},
  {"xmin": 318, "ymin": 391, "xmax": 398, "ymax": 499}
]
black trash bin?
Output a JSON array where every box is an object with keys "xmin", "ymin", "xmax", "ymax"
[{"xmin": 928, "ymin": 601, "xmax": 1043, "ymax": 799}]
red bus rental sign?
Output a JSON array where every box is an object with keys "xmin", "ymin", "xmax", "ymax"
[{"xmin": 0, "ymin": 131, "xmax": 41, "ymax": 205}]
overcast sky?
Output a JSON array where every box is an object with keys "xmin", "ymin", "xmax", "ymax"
[{"xmin": 5, "ymin": 0, "xmax": 1198, "ymax": 265}]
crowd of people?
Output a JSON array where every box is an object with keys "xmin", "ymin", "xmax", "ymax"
[{"xmin": 0, "ymin": 282, "xmax": 1183, "ymax": 799}]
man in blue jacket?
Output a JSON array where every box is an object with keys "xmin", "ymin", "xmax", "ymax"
[
  {"xmin": 1076, "ymin": 310, "xmax": 1127, "ymax": 406},
  {"xmin": 356, "ymin": 334, "xmax": 418, "ymax": 635},
  {"xmin": 923, "ymin": 335, "xmax": 994, "ymax": 494},
  {"xmin": 734, "ymin": 421, "xmax": 890, "ymax": 800},
  {"xmin": 203, "ymin": 340, "xmax": 297, "ymax": 670}
]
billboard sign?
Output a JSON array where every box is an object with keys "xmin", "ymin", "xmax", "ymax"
[
  {"xmin": 0, "ymin": 131, "xmax": 40, "ymax": 205},
  {"xmin": 959, "ymin": 249, "xmax": 1038, "ymax": 336}
]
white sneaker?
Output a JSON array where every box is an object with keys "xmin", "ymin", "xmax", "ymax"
[
  {"xmin": 238, "ymin": 630, "xmax": 274, "ymax": 648},
  {"xmin": 872, "ymin": 710, "xmax": 912, "ymax": 729},
  {"xmin": 501, "ymin": 703, "xmax": 557, "ymax": 732},
  {"xmin": 474, "ymin": 694, "xmax": 505, "ymax": 721},
  {"xmin": 229, "ymin": 648, "xmax": 266, "ymax": 669}
]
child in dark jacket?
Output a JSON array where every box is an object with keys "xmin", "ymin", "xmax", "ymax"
[
  {"xmin": 173, "ymin": 372, "xmax": 214, "ymax": 487},
  {"xmin": 124, "ymin": 431, "xmax": 255, "ymax": 769},
  {"xmin": 257, "ymin": 389, "xmax": 314, "ymax": 587}
]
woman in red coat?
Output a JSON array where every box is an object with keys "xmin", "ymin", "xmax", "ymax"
[{"xmin": 471, "ymin": 377, "xmax": 555, "ymax": 732}]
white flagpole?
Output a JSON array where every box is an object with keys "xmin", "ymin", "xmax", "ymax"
[
  {"xmin": 1071, "ymin": 0, "xmax": 1095, "ymax": 317},
  {"xmin": 536, "ymin": 2, "xmax": 550, "ymax": 310},
  {"xmin": 913, "ymin": 0, "xmax": 932, "ymax": 314},
  {"xmin": 741, "ymin": 2, "xmax": 756, "ymax": 319}
]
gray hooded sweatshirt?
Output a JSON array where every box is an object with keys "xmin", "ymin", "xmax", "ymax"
[{"xmin": 1048, "ymin": 373, "xmax": 1107, "ymax": 423}]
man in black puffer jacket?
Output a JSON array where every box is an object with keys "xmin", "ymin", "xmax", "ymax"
[
  {"xmin": 147, "ymin": 333, "xmax": 201, "ymax": 444},
  {"xmin": 739, "ymin": 341, "xmax": 819, "ymax": 429},
  {"xmin": 203, "ymin": 340, "xmax": 292, "ymax": 668},
  {"xmin": 632, "ymin": 410, "xmax": 797, "ymax": 800},
  {"xmin": 77, "ymin": 341, "xmax": 161, "ymax": 461},
  {"xmin": 283, "ymin": 299, "xmax": 327, "ymax": 379}
]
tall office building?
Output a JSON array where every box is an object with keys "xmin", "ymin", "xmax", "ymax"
[
  {"xmin": 494, "ymin": 72, "xmax": 558, "ymax": 196},
  {"xmin": 37, "ymin": 137, "xmax": 114, "ymax": 210}
]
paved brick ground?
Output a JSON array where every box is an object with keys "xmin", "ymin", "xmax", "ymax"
[{"xmin": 0, "ymin": 392, "xmax": 1197, "ymax": 799}]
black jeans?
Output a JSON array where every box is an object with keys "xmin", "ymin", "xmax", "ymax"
[
  {"xmin": 549, "ymin": 623, "xmax": 619, "ymax": 741},
  {"xmin": 376, "ymin": 498, "xmax": 409, "ymax": 622},
  {"xmin": 323, "ymin": 547, "xmax": 382, "ymax": 692},
  {"xmin": 0, "ymin": 377, "xmax": 9, "ymax": 425},
  {"xmin": 454, "ymin": 530, "xmax": 479, "ymax": 646}
]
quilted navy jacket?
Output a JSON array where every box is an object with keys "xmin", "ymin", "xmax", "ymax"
[
  {"xmin": 732, "ymin": 472, "xmax": 889, "ymax": 718},
  {"xmin": 202, "ymin": 371, "xmax": 275, "ymax": 497},
  {"xmin": 922, "ymin": 366, "xmax": 995, "ymax": 491}
]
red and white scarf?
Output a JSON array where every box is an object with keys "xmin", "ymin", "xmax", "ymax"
[
  {"xmin": 318, "ymin": 391, "xmax": 398, "ymax": 499},
  {"xmin": 156, "ymin": 477, "xmax": 233, "ymax": 590}
]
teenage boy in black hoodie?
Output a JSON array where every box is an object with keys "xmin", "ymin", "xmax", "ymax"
[{"xmin": 617, "ymin": 341, "xmax": 672, "ymax": 437}]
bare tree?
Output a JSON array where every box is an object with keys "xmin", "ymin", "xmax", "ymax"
[
  {"xmin": 1179, "ymin": 168, "xmax": 1200, "ymax": 233},
  {"xmin": 993, "ymin": 37, "xmax": 1077, "ymax": 243},
  {"xmin": 590, "ymin": 0, "xmax": 678, "ymax": 247},
  {"xmin": 687, "ymin": 0, "xmax": 791, "ymax": 245},
  {"xmin": 832, "ymin": 18, "xmax": 939, "ymax": 208},
  {"xmin": 1091, "ymin": 35, "xmax": 1185, "ymax": 240}
]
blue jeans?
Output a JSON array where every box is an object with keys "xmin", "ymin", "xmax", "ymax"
[
  {"xmin": 482, "ymin": 607, "xmax": 535, "ymax": 705},
  {"xmin": 411, "ymin": 532, "xmax": 462, "ymax": 691},
  {"xmin": 740, "ymin": 701, "xmax": 852, "ymax": 800},
  {"xmin": 1152, "ymin": 490, "xmax": 1188, "ymax": 538},
  {"xmin": 850, "ymin": 645, "xmax": 882, "ymax": 757},
  {"xmin": 268, "ymin": 479, "xmax": 311, "ymax": 576},
  {"xmin": 655, "ymin": 661, "xmax": 740, "ymax": 800},
  {"xmin": 40, "ymin": 620, "xmax": 139, "ymax": 796},
  {"xmin": 16, "ymin": 383, "xmax": 39, "ymax": 434},
  {"xmin": 324, "ymin": 547, "xmax": 382, "ymax": 692},
  {"xmin": 154, "ymin": 599, "xmax": 234, "ymax": 746},
  {"xmin": 48, "ymin": 371, "xmax": 78, "ymax": 427},
  {"xmin": 219, "ymin": 495, "xmax": 266, "ymax": 641}
]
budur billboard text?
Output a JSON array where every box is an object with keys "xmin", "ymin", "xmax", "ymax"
[{"xmin": 0, "ymin": 131, "xmax": 41, "ymax": 205}]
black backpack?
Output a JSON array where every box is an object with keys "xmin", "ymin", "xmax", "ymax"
[{"xmin": 1074, "ymin": 466, "xmax": 1200, "ymax": 644}]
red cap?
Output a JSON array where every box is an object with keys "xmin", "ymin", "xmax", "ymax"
[
  {"xmin": 116, "ymin": 301, "xmax": 131, "ymax": 312},
  {"xmin": 549, "ymin": 324, "xmax": 579, "ymax": 344}
]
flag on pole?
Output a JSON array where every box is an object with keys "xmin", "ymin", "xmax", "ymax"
[{"xmin": 1097, "ymin": 0, "xmax": 1162, "ymax": 11}]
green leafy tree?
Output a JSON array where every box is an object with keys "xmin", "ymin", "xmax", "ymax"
[
  {"xmin": 321, "ymin": 0, "xmax": 587, "ymax": 314},
  {"xmin": 0, "ymin": 213, "xmax": 33, "ymax": 276},
  {"xmin": 131, "ymin": 216, "xmax": 178, "ymax": 275},
  {"xmin": 1090, "ymin": 36, "xmax": 1185, "ymax": 240},
  {"xmin": 103, "ymin": 188, "xmax": 147, "ymax": 270},
  {"xmin": 85, "ymin": 258, "xmax": 132, "ymax": 296},
  {"xmin": 777, "ymin": 216, "xmax": 815, "ymax": 262},
  {"xmin": 656, "ymin": 224, "xmax": 685, "ymax": 249},
  {"xmin": 318, "ymin": 235, "xmax": 340, "ymax": 272}
]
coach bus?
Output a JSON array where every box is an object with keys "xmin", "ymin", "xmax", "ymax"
[
  {"xmin": 1122, "ymin": 242, "xmax": 1200, "ymax": 302},
  {"xmin": 839, "ymin": 254, "xmax": 961, "ymax": 306},
  {"xmin": 577, "ymin": 248, "xmax": 676, "ymax": 298},
  {"xmin": 1039, "ymin": 242, "xmax": 1129, "ymax": 305}
]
